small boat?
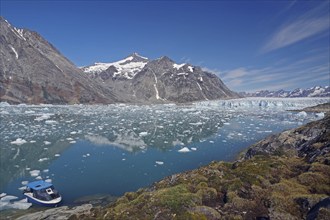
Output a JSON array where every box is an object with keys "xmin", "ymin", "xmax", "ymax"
[{"xmin": 23, "ymin": 180, "xmax": 62, "ymax": 207}]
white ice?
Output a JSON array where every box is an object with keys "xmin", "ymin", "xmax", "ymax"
[
  {"xmin": 10, "ymin": 138, "xmax": 27, "ymax": 145},
  {"xmin": 29, "ymin": 170, "xmax": 40, "ymax": 177},
  {"xmin": 178, "ymin": 147, "xmax": 191, "ymax": 153}
]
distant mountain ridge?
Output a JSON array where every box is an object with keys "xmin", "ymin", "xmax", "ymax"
[
  {"xmin": 0, "ymin": 16, "xmax": 239, "ymax": 104},
  {"xmin": 240, "ymin": 86, "xmax": 330, "ymax": 98},
  {"xmin": 81, "ymin": 54, "xmax": 240, "ymax": 103}
]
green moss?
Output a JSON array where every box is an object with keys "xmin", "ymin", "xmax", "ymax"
[
  {"xmin": 297, "ymin": 172, "xmax": 330, "ymax": 194},
  {"xmin": 316, "ymin": 207, "xmax": 330, "ymax": 220},
  {"xmin": 124, "ymin": 192, "xmax": 138, "ymax": 201},
  {"xmin": 179, "ymin": 206, "xmax": 221, "ymax": 220},
  {"xmin": 196, "ymin": 181, "xmax": 208, "ymax": 190},
  {"xmin": 155, "ymin": 184, "xmax": 201, "ymax": 212},
  {"xmin": 196, "ymin": 187, "xmax": 218, "ymax": 206}
]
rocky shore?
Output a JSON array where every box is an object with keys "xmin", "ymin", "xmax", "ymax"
[{"xmin": 6, "ymin": 104, "xmax": 330, "ymax": 219}]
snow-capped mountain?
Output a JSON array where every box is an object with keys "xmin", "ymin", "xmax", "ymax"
[
  {"xmin": 82, "ymin": 53, "xmax": 148, "ymax": 80},
  {"xmin": 82, "ymin": 55, "xmax": 240, "ymax": 103},
  {"xmin": 241, "ymin": 86, "xmax": 330, "ymax": 98},
  {"xmin": 1, "ymin": 16, "xmax": 239, "ymax": 104}
]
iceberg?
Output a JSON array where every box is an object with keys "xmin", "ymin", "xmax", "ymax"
[{"xmin": 178, "ymin": 147, "xmax": 191, "ymax": 153}]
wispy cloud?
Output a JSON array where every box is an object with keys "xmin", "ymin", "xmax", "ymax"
[
  {"xmin": 222, "ymin": 68, "xmax": 248, "ymax": 80},
  {"xmin": 261, "ymin": 2, "xmax": 329, "ymax": 53},
  {"xmin": 201, "ymin": 67, "xmax": 222, "ymax": 76},
  {"xmin": 220, "ymin": 62, "xmax": 328, "ymax": 92}
]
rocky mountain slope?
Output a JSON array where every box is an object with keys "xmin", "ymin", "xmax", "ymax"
[
  {"xmin": 82, "ymin": 54, "xmax": 240, "ymax": 103},
  {"xmin": 240, "ymin": 86, "xmax": 330, "ymax": 98},
  {"xmin": 1, "ymin": 17, "xmax": 239, "ymax": 104},
  {"xmin": 13, "ymin": 105, "xmax": 330, "ymax": 220},
  {"xmin": 0, "ymin": 17, "xmax": 122, "ymax": 104}
]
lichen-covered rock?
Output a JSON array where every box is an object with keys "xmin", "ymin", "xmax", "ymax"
[{"xmin": 15, "ymin": 204, "xmax": 93, "ymax": 220}]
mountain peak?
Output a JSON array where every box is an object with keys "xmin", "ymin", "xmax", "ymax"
[
  {"xmin": 124, "ymin": 52, "xmax": 148, "ymax": 63},
  {"xmin": 156, "ymin": 56, "xmax": 174, "ymax": 64}
]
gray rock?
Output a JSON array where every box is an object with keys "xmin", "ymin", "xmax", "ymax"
[
  {"xmin": 16, "ymin": 204, "xmax": 93, "ymax": 220},
  {"xmin": 243, "ymin": 115, "xmax": 330, "ymax": 163},
  {"xmin": 0, "ymin": 17, "xmax": 119, "ymax": 104}
]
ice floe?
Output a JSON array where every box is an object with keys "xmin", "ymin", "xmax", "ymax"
[
  {"xmin": 10, "ymin": 138, "xmax": 27, "ymax": 145},
  {"xmin": 29, "ymin": 170, "xmax": 40, "ymax": 177},
  {"xmin": 178, "ymin": 147, "xmax": 191, "ymax": 153},
  {"xmin": 0, "ymin": 195, "xmax": 32, "ymax": 211}
]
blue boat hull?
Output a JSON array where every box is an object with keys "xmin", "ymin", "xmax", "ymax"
[{"xmin": 24, "ymin": 194, "xmax": 62, "ymax": 207}]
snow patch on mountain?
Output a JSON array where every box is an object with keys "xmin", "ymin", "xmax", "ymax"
[
  {"xmin": 9, "ymin": 45, "xmax": 18, "ymax": 59},
  {"xmin": 173, "ymin": 63, "xmax": 185, "ymax": 70},
  {"xmin": 241, "ymin": 86, "xmax": 330, "ymax": 98},
  {"xmin": 82, "ymin": 53, "xmax": 148, "ymax": 79}
]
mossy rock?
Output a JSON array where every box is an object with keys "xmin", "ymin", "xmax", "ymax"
[
  {"xmin": 154, "ymin": 184, "xmax": 202, "ymax": 212},
  {"xmin": 297, "ymin": 172, "xmax": 330, "ymax": 194},
  {"xmin": 124, "ymin": 192, "xmax": 138, "ymax": 201},
  {"xmin": 196, "ymin": 181, "xmax": 208, "ymax": 190},
  {"xmin": 316, "ymin": 207, "xmax": 330, "ymax": 220},
  {"xmin": 196, "ymin": 187, "xmax": 218, "ymax": 206},
  {"xmin": 181, "ymin": 206, "xmax": 221, "ymax": 220}
]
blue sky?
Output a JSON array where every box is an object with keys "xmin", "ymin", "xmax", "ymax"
[{"xmin": 1, "ymin": 0, "xmax": 329, "ymax": 92}]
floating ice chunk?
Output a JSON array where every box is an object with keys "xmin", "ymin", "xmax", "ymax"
[
  {"xmin": 178, "ymin": 147, "xmax": 191, "ymax": 153},
  {"xmin": 38, "ymin": 158, "xmax": 49, "ymax": 162},
  {"xmin": 11, "ymin": 138, "xmax": 27, "ymax": 145},
  {"xmin": 191, "ymin": 147, "xmax": 197, "ymax": 151},
  {"xmin": 24, "ymin": 110, "xmax": 35, "ymax": 114},
  {"xmin": 316, "ymin": 112, "xmax": 325, "ymax": 118},
  {"xmin": 35, "ymin": 176, "xmax": 42, "ymax": 180},
  {"xmin": 139, "ymin": 132, "xmax": 148, "ymax": 137},
  {"xmin": 70, "ymin": 140, "xmax": 76, "ymax": 144},
  {"xmin": 122, "ymin": 158, "xmax": 126, "ymax": 161},
  {"xmin": 29, "ymin": 170, "xmax": 40, "ymax": 177},
  {"xmin": 34, "ymin": 114, "xmax": 51, "ymax": 121},
  {"xmin": 54, "ymin": 154, "xmax": 60, "ymax": 157},
  {"xmin": 44, "ymin": 141, "xmax": 51, "ymax": 145},
  {"xmin": 45, "ymin": 179, "xmax": 52, "ymax": 183},
  {"xmin": 155, "ymin": 161, "xmax": 164, "ymax": 165},
  {"xmin": 297, "ymin": 111, "xmax": 307, "ymax": 117},
  {"xmin": 43, "ymin": 169, "xmax": 49, "ymax": 173},
  {"xmin": 10, "ymin": 198, "xmax": 32, "ymax": 210},
  {"xmin": 70, "ymin": 131, "xmax": 77, "ymax": 134},
  {"xmin": 223, "ymin": 122, "xmax": 230, "ymax": 125},
  {"xmin": 0, "ymin": 195, "xmax": 18, "ymax": 202},
  {"xmin": 30, "ymin": 140, "xmax": 36, "ymax": 143},
  {"xmin": 21, "ymin": 181, "xmax": 28, "ymax": 185},
  {"xmin": 0, "ymin": 197, "xmax": 32, "ymax": 211},
  {"xmin": 45, "ymin": 120, "xmax": 57, "ymax": 124},
  {"xmin": 86, "ymin": 153, "xmax": 90, "ymax": 157},
  {"xmin": 18, "ymin": 187, "xmax": 26, "ymax": 191},
  {"xmin": 172, "ymin": 140, "xmax": 184, "ymax": 146},
  {"xmin": 209, "ymin": 140, "xmax": 214, "ymax": 143},
  {"xmin": 0, "ymin": 193, "xmax": 7, "ymax": 198}
]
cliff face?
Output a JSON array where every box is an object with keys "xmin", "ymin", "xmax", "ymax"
[{"xmin": 0, "ymin": 17, "xmax": 118, "ymax": 104}]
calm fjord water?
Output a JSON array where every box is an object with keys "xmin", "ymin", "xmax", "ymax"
[{"xmin": 0, "ymin": 98, "xmax": 327, "ymax": 206}]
